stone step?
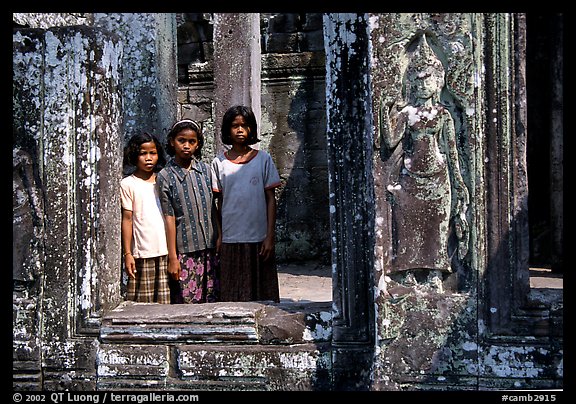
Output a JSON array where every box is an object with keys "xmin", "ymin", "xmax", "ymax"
[{"xmin": 100, "ymin": 301, "xmax": 332, "ymax": 344}]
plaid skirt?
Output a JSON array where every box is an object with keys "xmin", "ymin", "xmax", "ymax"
[
  {"xmin": 170, "ymin": 249, "xmax": 220, "ymax": 304},
  {"xmin": 219, "ymin": 242, "xmax": 279, "ymax": 303},
  {"xmin": 126, "ymin": 255, "xmax": 170, "ymax": 304}
]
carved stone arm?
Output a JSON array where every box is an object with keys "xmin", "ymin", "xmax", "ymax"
[{"xmin": 378, "ymin": 98, "xmax": 406, "ymax": 151}]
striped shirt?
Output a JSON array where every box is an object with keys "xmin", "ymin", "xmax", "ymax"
[{"xmin": 156, "ymin": 158, "xmax": 217, "ymax": 254}]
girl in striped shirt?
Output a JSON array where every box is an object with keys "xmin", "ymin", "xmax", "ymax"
[{"xmin": 156, "ymin": 120, "xmax": 220, "ymax": 304}]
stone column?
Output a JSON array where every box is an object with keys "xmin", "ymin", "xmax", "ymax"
[
  {"xmin": 549, "ymin": 13, "xmax": 563, "ymax": 273},
  {"xmin": 13, "ymin": 25, "xmax": 123, "ymax": 389},
  {"xmin": 93, "ymin": 13, "xmax": 178, "ymax": 144},
  {"xmin": 13, "ymin": 28, "xmax": 46, "ymax": 391},
  {"xmin": 369, "ymin": 13, "xmax": 484, "ymax": 389},
  {"xmin": 212, "ymin": 13, "xmax": 262, "ymax": 153},
  {"xmin": 323, "ymin": 13, "xmax": 375, "ymax": 390},
  {"xmin": 324, "ymin": 12, "xmax": 489, "ymax": 389}
]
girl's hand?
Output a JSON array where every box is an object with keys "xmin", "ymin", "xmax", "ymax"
[
  {"xmin": 167, "ymin": 257, "xmax": 181, "ymax": 281},
  {"xmin": 125, "ymin": 254, "xmax": 137, "ymax": 279},
  {"xmin": 259, "ymin": 235, "xmax": 274, "ymax": 262}
]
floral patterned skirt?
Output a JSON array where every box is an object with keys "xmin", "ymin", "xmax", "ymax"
[{"xmin": 169, "ymin": 249, "xmax": 220, "ymax": 304}]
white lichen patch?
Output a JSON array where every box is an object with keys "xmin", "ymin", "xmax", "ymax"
[
  {"xmin": 483, "ymin": 346, "xmax": 542, "ymax": 378},
  {"xmin": 98, "ymin": 349, "xmax": 165, "ymax": 366},
  {"xmin": 462, "ymin": 341, "xmax": 478, "ymax": 351},
  {"xmin": 319, "ymin": 311, "xmax": 332, "ymax": 323},
  {"xmin": 303, "ymin": 322, "xmax": 332, "ymax": 341},
  {"xmin": 279, "ymin": 352, "xmax": 318, "ymax": 369}
]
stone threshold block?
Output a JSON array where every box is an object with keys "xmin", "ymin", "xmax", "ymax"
[
  {"xmin": 97, "ymin": 343, "xmax": 333, "ymax": 390},
  {"xmin": 100, "ymin": 301, "xmax": 332, "ymax": 345}
]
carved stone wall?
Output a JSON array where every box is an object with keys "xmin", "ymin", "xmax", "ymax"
[
  {"xmin": 12, "ymin": 13, "xmax": 562, "ymax": 392},
  {"xmin": 93, "ymin": 13, "xmax": 178, "ymax": 144},
  {"xmin": 322, "ymin": 13, "xmax": 561, "ymax": 391},
  {"xmin": 366, "ymin": 13, "xmax": 562, "ymax": 390},
  {"xmin": 13, "ymin": 25, "xmax": 124, "ymax": 389}
]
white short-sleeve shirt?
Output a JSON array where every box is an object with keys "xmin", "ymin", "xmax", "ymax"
[
  {"xmin": 120, "ymin": 174, "xmax": 168, "ymax": 258},
  {"xmin": 211, "ymin": 150, "xmax": 281, "ymax": 243}
]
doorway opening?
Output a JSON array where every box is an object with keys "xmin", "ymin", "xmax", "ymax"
[{"xmin": 526, "ymin": 13, "xmax": 563, "ymax": 289}]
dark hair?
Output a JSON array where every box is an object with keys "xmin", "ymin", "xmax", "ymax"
[
  {"xmin": 221, "ymin": 105, "xmax": 260, "ymax": 145},
  {"xmin": 166, "ymin": 119, "xmax": 204, "ymax": 158},
  {"xmin": 123, "ymin": 132, "xmax": 166, "ymax": 172}
]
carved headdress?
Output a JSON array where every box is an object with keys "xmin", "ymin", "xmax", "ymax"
[{"xmin": 406, "ymin": 34, "xmax": 445, "ymax": 81}]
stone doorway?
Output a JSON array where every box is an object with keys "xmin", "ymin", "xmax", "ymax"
[{"xmin": 526, "ymin": 13, "xmax": 563, "ymax": 275}]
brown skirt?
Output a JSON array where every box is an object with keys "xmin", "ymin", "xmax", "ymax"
[{"xmin": 219, "ymin": 242, "xmax": 279, "ymax": 303}]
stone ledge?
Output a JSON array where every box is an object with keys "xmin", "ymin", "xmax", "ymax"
[
  {"xmin": 100, "ymin": 301, "xmax": 332, "ymax": 345},
  {"xmin": 185, "ymin": 51, "xmax": 326, "ymax": 82},
  {"xmin": 96, "ymin": 343, "xmax": 333, "ymax": 391}
]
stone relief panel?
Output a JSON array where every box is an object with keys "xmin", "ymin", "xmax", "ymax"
[
  {"xmin": 371, "ymin": 14, "xmax": 477, "ymax": 286},
  {"xmin": 379, "ymin": 33, "xmax": 469, "ymax": 274},
  {"xmin": 13, "ymin": 148, "xmax": 43, "ymax": 287}
]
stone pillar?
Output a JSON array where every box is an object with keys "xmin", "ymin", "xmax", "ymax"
[
  {"xmin": 13, "ymin": 26, "xmax": 123, "ymax": 389},
  {"xmin": 549, "ymin": 14, "xmax": 563, "ymax": 273},
  {"xmin": 368, "ymin": 13, "xmax": 484, "ymax": 389},
  {"xmin": 324, "ymin": 12, "xmax": 492, "ymax": 389},
  {"xmin": 213, "ymin": 13, "xmax": 261, "ymax": 153},
  {"xmin": 93, "ymin": 13, "xmax": 178, "ymax": 144},
  {"xmin": 323, "ymin": 13, "xmax": 375, "ymax": 390},
  {"xmin": 13, "ymin": 28, "xmax": 46, "ymax": 391}
]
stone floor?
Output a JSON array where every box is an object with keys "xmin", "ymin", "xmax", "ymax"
[
  {"xmin": 277, "ymin": 262, "xmax": 332, "ymax": 303},
  {"xmin": 277, "ymin": 263, "xmax": 563, "ymax": 304},
  {"xmin": 529, "ymin": 267, "xmax": 564, "ymax": 289}
]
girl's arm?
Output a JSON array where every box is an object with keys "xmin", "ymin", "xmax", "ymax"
[
  {"xmin": 164, "ymin": 215, "xmax": 180, "ymax": 280},
  {"xmin": 156, "ymin": 175, "xmax": 180, "ymax": 280},
  {"xmin": 259, "ymin": 188, "xmax": 277, "ymax": 261},
  {"xmin": 121, "ymin": 208, "xmax": 136, "ymax": 279},
  {"xmin": 214, "ymin": 192, "xmax": 223, "ymax": 254}
]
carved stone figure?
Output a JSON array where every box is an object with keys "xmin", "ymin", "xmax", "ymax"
[
  {"xmin": 13, "ymin": 147, "xmax": 43, "ymax": 286},
  {"xmin": 379, "ymin": 34, "xmax": 469, "ymax": 274}
]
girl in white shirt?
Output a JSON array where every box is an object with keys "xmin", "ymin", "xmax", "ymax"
[{"xmin": 120, "ymin": 132, "xmax": 170, "ymax": 303}]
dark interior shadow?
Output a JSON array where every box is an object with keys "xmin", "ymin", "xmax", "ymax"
[{"xmin": 268, "ymin": 59, "xmax": 331, "ymax": 288}]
